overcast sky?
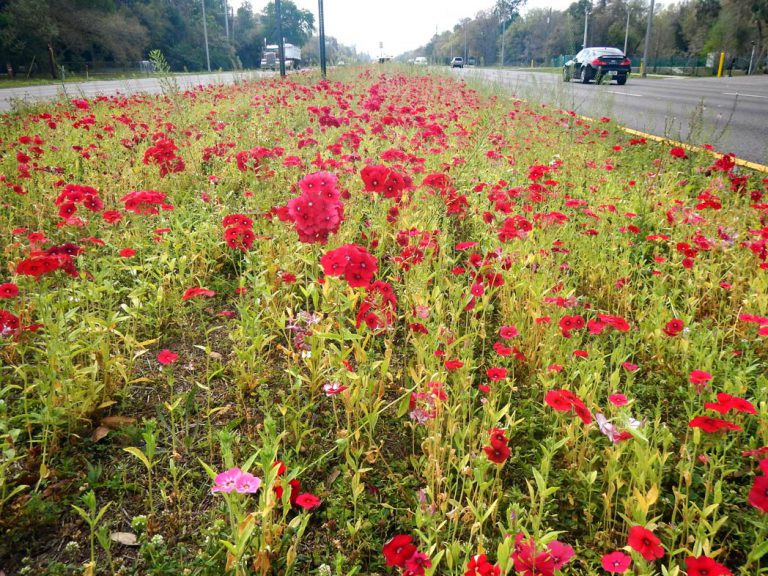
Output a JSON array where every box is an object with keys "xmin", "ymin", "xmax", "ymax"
[{"xmin": 232, "ymin": 0, "xmax": 577, "ymax": 57}]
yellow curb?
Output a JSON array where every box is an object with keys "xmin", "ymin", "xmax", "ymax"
[{"xmin": 576, "ymin": 113, "xmax": 768, "ymax": 174}]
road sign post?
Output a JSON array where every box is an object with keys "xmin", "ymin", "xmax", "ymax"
[{"xmin": 717, "ymin": 52, "xmax": 724, "ymax": 78}]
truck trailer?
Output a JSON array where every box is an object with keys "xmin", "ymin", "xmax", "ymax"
[{"xmin": 260, "ymin": 43, "xmax": 301, "ymax": 70}]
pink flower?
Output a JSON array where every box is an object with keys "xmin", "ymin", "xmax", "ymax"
[
  {"xmin": 622, "ymin": 362, "xmax": 638, "ymax": 372},
  {"xmin": 211, "ymin": 467, "xmax": 242, "ymax": 493},
  {"xmin": 323, "ymin": 382, "xmax": 348, "ymax": 396},
  {"xmin": 157, "ymin": 349, "xmax": 178, "ymax": 365},
  {"xmin": 499, "ymin": 325, "xmax": 519, "ymax": 339},
  {"xmin": 234, "ymin": 471, "xmax": 261, "ymax": 494},
  {"xmin": 601, "ymin": 551, "xmax": 632, "ymax": 573},
  {"xmin": 609, "ymin": 394, "xmax": 628, "ymax": 407},
  {"xmin": 689, "ymin": 370, "xmax": 713, "ymax": 392}
]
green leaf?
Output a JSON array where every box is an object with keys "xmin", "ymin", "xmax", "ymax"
[{"xmin": 123, "ymin": 447, "xmax": 151, "ymax": 470}]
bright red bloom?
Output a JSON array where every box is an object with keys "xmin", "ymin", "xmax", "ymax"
[
  {"xmin": 627, "ymin": 526, "xmax": 664, "ymax": 561},
  {"xmin": 0, "ymin": 309, "xmax": 21, "ymax": 337},
  {"xmin": 670, "ymin": 147, "xmax": 688, "ymax": 159},
  {"xmin": 464, "ymin": 554, "xmax": 500, "ymax": 576},
  {"xmin": 444, "ymin": 359, "xmax": 464, "ymax": 371},
  {"xmin": 704, "ymin": 393, "xmax": 756, "ymax": 415},
  {"xmin": 511, "ymin": 533, "xmax": 556, "ymax": 576},
  {"xmin": 382, "ymin": 534, "xmax": 417, "ymax": 567},
  {"xmin": 689, "ymin": 370, "xmax": 713, "ymax": 391},
  {"xmin": 601, "ymin": 551, "xmax": 631, "ymax": 573},
  {"xmin": 688, "ymin": 415, "xmax": 742, "ymax": 433},
  {"xmin": 157, "ymin": 349, "xmax": 178, "ymax": 365},
  {"xmin": 0, "ymin": 283, "xmax": 19, "ymax": 299},
  {"xmin": 294, "ymin": 492, "xmax": 321, "ymax": 509},
  {"xmin": 499, "ymin": 325, "xmax": 519, "ymax": 339},
  {"xmin": 486, "ymin": 367, "xmax": 507, "ymax": 381},
  {"xmin": 748, "ymin": 475, "xmax": 768, "ymax": 512},
  {"xmin": 320, "ymin": 244, "xmax": 377, "ymax": 287},
  {"xmin": 182, "ymin": 287, "xmax": 216, "ymax": 300},
  {"xmin": 544, "ymin": 389, "xmax": 593, "ymax": 425},
  {"xmin": 483, "ymin": 443, "xmax": 510, "ymax": 464},
  {"xmin": 684, "ymin": 555, "xmax": 732, "ymax": 576},
  {"xmin": 663, "ymin": 319, "xmax": 684, "ymax": 336}
]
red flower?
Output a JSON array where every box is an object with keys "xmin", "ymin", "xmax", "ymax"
[
  {"xmin": 382, "ymin": 534, "xmax": 417, "ymax": 567},
  {"xmin": 483, "ymin": 443, "xmax": 510, "ymax": 464},
  {"xmin": 627, "ymin": 525, "xmax": 664, "ymax": 561},
  {"xmin": 464, "ymin": 554, "xmax": 500, "ymax": 576},
  {"xmin": 704, "ymin": 393, "xmax": 756, "ymax": 415},
  {"xmin": 663, "ymin": 319, "xmax": 684, "ymax": 336},
  {"xmin": 609, "ymin": 393, "xmax": 628, "ymax": 406},
  {"xmin": 688, "ymin": 416, "xmax": 742, "ymax": 433},
  {"xmin": 0, "ymin": 283, "xmax": 19, "ymax": 299},
  {"xmin": 182, "ymin": 287, "xmax": 216, "ymax": 300},
  {"xmin": 499, "ymin": 325, "xmax": 519, "ymax": 339},
  {"xmin": 294, "ymin": 492, "xmax": 321, "ymax": 509},
  {"xmin": 684, "ymin": 555, "xmax": 732, "ymax": 576},
  {"xmin": 670, "ymin": 147, "xmax": 688, "ymax": 159},
  {"xmin": 486, "ymin": 367, "xmax": 507, "ymax": 381},
  {"xmin": 488, "ymin": 427, "xmax": 508, "ymax": 449},
  {"xmin": 748, "ymin": 475, "xmax": 768, "ymax": 512},
  {"xmin": 119, "ymin": 248, "xmax": 136, "ymax": 258},
  {"xmin": 689, "ymin": 370, "xmax": 712, "ymax": 392},
  {"xmin": 444, "ymin": 359, "xmax": 464, "ymax": 371},
  {"xmin": 157, "ymin": 349, "xmax": 178, "ymax": 365},
  {"xmin": 601, "ymin": 551, "xmax": 631, "ymax": 573}
]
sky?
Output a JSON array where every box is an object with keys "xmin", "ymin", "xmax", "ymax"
[{"xmin": 232, "ymin": 0, "xmax": 577, "ymax": 57}]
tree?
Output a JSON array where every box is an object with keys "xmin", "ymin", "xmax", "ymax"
[{"xmin": 258, "ymin": 0, "xmax": 314, "ymax": 47}]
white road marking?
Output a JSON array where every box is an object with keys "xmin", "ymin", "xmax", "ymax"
[
  {"xmin": 723, "ymin": 92, "xmax": 768, "ymax": 99},
  {"xmin": 606, "ymin": 90, "xmax": 643, "ymax": 97}
]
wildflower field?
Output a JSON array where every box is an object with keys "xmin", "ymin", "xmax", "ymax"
[{"xmin": 1, "ymin": 68, "xmax": 767, "ymax": 576}]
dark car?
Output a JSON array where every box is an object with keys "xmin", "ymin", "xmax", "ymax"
[{"xmin": 563, "ymin": 47, "xmax": 631, "ymax": 85}]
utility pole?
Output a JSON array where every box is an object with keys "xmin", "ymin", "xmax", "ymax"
[
  {"xmin": 583, "ymin": 5, "xmax": 591, "ymax": 49},
  {"xmin": 275, "ymin": 0, "xmax": 286, "ymax": 77},
  {"xmin": 500, "ymin": 16, "xmax": 506, "ymax": 66},
  {"xmin": 201, "ymin": 0, "xmax": 211, "ymax": 72},
  {"xmin": 318, "ymin": 0, "xmax": 327, "ymax": 77},
  {"xmin": 223, "ymin": 0, "xmax": 229, "ymax": 40},
  {"xmin": 748, "ymin": 41, "xmax": 756, "ymax": 75},
  {"xmin": 464, "ymin": 22, "xmax": 468, "ymax": 62},
  {"xmin": 624, "ymin": 9, "xmax": 630, "ymax": 55},
  {"xmin": 642, "ymin": 0, "xmax": 655, "ymax": 78}
]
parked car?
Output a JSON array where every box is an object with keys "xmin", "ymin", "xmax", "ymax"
[
  {"xmin": 451, "ymin": 57, "xmax": 464, "ymax": 68},
  {"xmin": 563, "ymin": 47, "xmax": 631, "ymax": 85},
  {"xmin": 414, "ymin": 57, "xmax": 428, "ymax": 66}
]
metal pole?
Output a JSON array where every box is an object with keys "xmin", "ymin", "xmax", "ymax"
[
  {"xmin": 641, "ymin": 0, "xmax": 654, "ymax": 78},
  {"xmin": 464, "ymin": 23, "xmax": 467, "ymax": 62},
  {"xmin": 201, "ymin": 0, "xmax": 211, "ymax": 72},
  {"xmin": 500, "ymin": 18, "xmax": 505, "ymax": 66},
  {"xmin": 624, "ymin": 9, "xmax": 630, "ymax": 55},
  {"xmin": 583, "ymin": 7, "xmax": 590, "ymax": 49},
  {"xmin": 223, "ymin": 0, "xmax": 229, "ymax": 40},
  {"xmin": 275, "ymin": 0, "xmax": 286, "ymax": 77},
  {"xmin": 318, "ymin": 0, "xmax": 327, "ymax": 77},
  {"xmin": 748, "ymin": 41, "xmax": 756, "ymax": 75}
]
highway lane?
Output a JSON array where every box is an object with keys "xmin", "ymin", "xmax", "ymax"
[
  {"xmin": 457, "ymin": 68, "xmax": 768, "ymax": 166},
  {"xmin": 0, "ymin": 70, "xmax": 273, "ymax": 112}
]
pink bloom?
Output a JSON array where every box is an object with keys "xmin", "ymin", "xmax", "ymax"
[
  {"xmin": 601, "ymin": 551, "xmax": 631, "ymax": 573},
  {"xmin": 622, "ymin": 362, "xmax": 638, "ymax": 372},
  {"xmin": 499, "ymin": 325, "xmax": 519, "ymax": 339},
  {"xmin": 157, "ymin": 349, "xmax": 178, "ymax": 365},
  {"xmin": 234, "ymin": 471, "xmax": 261, "ymax": 494},
  {"xmin": 182, "ymin": 287, "xmax": 216, "ymax": 300},
  {"xmin": 212, "ymin": 467, "xmax": 242, "ymax": 493}
]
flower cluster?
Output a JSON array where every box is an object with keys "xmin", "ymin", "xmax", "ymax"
[
  {"xmin": 464, "ymin": 554, "xmax": 500, "ymax": 576},
  {"xmin": 544, "ymin": 389, "xmax": 593, "ymax": 425},
  {"xmin": 320, "ymin": 243, "xmax": 378, "ymax": 288},
  {"xmin": 211, "ymin": 467, "xmax": 261, "ymax": 494},
  {"xmin": 143, "ymin": 137, "xmax": 185, "ymax": 177},
  {"xmin": 273, "ymin": 460, "xmax": 322, "ymax": 510},
  {"xmin": 121, "ymin": 190, "xmax": 173, "ymax": 215},
  {"xmin": 360, "ymin": 164, "xmax": 410, "ymax": 199},
  {"xmin": 511, "ymin": 533, "xmax": 574, "ymax": 576},
  {"xmin": 382, "ymin": 534, "xmax": 431, "ymax": 576},
  {"xmin": 54, "ymin": 183, "xmax": 103, "ymax": 224},
  {"xmin": 355, "ymin": 280, "xmax": 397, "ymax": 331},
  {"xmin": 235, "ymin": 145, "xmax": 284, "ymax": 174},
  {"xmin": 286, "ymin": 171, "xmax": 344, "ymax": 243},
  {"xmin": 222, "ymin": 213, "xmax": 255, "ymax": 252},
  {"xmin": 483, "ymin": 427, "xmax": 510, "ymax": 464}
]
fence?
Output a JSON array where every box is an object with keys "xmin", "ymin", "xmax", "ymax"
[{"xmin": 3, "ymin": 60, "xmax": 161, "ymax": 81}]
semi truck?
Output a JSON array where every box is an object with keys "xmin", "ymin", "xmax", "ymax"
[{"xmin": 261, "ymin": 43, "xmax": 301, "ymax": 70}]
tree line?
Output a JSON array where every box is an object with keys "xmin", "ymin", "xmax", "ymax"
[
  {"xmin": 0, "ymin": 0, "xmax": 362, "ymax": 79},
  {"xmin": 406, "ymin": 0, "xmax": 768, "ymax": 71}
]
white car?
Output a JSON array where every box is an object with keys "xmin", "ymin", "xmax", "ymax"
[{"xmin": 414, "ymin": 57, "xmax": 428, "ymax": 66}]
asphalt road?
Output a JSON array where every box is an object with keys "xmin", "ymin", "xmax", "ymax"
[
  {"xmin": 0, "ymin": 70, "xmax": 272, "ymax": 112},
  {"xmin": 1, "ymin": 68, "xmax": 766, "ymax": 166},
  {"xmin": 457, "ymin": 68, "xmax": 768, "ymax": 166}
]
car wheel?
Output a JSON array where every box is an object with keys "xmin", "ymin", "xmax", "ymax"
[
  {"xmin": 563, "ymin": 67, "xmax": 571, "ymax": 82},
  {"xmin": 581, "ymin": 66, "xmax": 592, "ymax": 84},
  {"xmin": 616, "ymin": 76, "xmax": 627, "ymax": 85}
]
